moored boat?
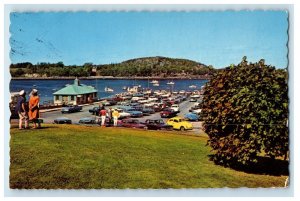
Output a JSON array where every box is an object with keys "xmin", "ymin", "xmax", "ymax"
[
  {"xmin": 104, "ymin": 87, "xmax": 114, "ymax": 92},
  {"xmin": 167, "ymin": 81, "xmax": 175, "ymax": 85},
  {"xmin": 150, "ymin": 80, "xmax": 159, "ymax": 84}
]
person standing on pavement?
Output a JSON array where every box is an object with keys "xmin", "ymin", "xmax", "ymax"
[
  {"xmin": 98, "ymin": 102, "xmax": 103, "ymax": 110},
  {"xmin": 112, "ymin": 109, "xmax": 120, "ymax": 127},
  {"xmin": 16, "ymin": 90, "xmax": 29, "ymax": 129},
  {"xmin": 106, "ymin": 107, "xmax": 111, "ymax": 122},
  {"xmin": 99, "ymin": 106, "xmax": 107, "ymax": 127},
  {"xmin": 108, "ymin": 107, "xmax": 113, "ymax": 123},
  {"xmin": 28, "ymin": 89, "xmax": 41, "ymax": 129}
]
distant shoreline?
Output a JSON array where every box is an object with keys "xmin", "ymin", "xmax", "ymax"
[{"xmin": 11, "ymin": 76, "xmax": 210, "ymax": 80}]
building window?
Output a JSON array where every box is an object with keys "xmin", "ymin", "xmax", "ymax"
[
  {"xmin": 55, "ymin": 95, "xmax": 59, "ymax": 101},
  {"xmin": 71, "ymin": 96, "xmax": 74, "ymax": 101}
]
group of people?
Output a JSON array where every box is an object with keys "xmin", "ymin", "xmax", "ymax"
[
  {"xmin": 16, "ymin": 89, "xmax": 120, "ymax": 129},
  {"xmin": 16, "ymin": 89, "xmax": 41, "ymax": 129},
  {"xmin": 98, "ymin": 105, "xmax": 120, "ymax": 127}
]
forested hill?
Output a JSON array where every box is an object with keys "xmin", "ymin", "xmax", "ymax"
[
  {"xmin": 10, "ymin": 56, "xmax": 215, "ymax": 78},
  {"xmin": 98, "ymin": 56, "xmax": 213, "ymax": 77}
]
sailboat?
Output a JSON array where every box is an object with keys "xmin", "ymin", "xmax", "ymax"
[{"xmin": 104, "ymin": 87, "xmax": 114, "ymax": 92}]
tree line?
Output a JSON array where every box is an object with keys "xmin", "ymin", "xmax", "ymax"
[
  {"xmin": 10, "ymin": 62, "xmax": 91, "ymax": 77},
  {"xmin": 10, "ymin": 57, "xmax": 215, "ymax": 78}
]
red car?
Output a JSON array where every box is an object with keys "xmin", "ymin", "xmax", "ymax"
[
  {"xmin": 160, "ymin": 108, "xmax": 177, "ymax": 118},
  {"xmin": 121, "ymin": 119, "xmax": 147, "ymax": 129}
]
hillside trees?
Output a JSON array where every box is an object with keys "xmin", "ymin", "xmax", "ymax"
[
  {"xmin": 10, "ymin": 56, "xmax": 215, "ymax": 78},
  {"xmin": 201, "ymin": 57, "xmax": 288, "ymax": 166}
]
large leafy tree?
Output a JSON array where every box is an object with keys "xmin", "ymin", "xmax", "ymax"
[{"xmin": 201, "ymin": 57, "xmax": 288, "ymax": 166}]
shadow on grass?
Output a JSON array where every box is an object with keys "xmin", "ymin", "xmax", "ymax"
[
  {"xmin": 209, "ymin": 155, "xmax": 289, "ymax": 176},
  {"xmin": 10, "ymin": 125, "xmax": 58, "ymax": 130}
]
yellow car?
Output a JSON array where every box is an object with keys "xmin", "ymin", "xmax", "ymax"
[{"xmin": 166, "ymin": 117, "xmax": 193, "ymax": 131}]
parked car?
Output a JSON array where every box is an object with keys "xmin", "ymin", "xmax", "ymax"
[
  {"xmin": 189, "ymin": 98, "xmax": 197, "ymax": 102},
  {"xmin": 184, "ymin": 112, "xmax": 200, "ymax": 121},
  {"xmin": 190, "ymin": 94, "xmax": 200, "ymax": 98},
  {"xmin": 181, "ymin": 95, "xmax": 187, "ymax": 101},
  {"xmin": 189, "ymin": 105, "xmax": 201, "ymax": 112},
  {"xmin": 166, "ymin": 117, "xmax": 193, "ymax": 131},
  {"xmin": 152, "ymin": 103, "xmax": 164, "ymax": 112},
  {"xmin": 190, "ymin": 108, "xmax": 202, "ymax": 115},
  {"xmin": 79, "ymin": 117, "xmax": 96, "ymax": 124},
  {"xmin": 113, "ymin": 96, "xmax": 125, "ymax": 102},
  {"xmin": 61, "ymin": 105, "xmax": 82, "ymax": 113},
  {"xmin": 61, "ymin": 105, "xmax": 73, "ymax": 113},
  {"xmin": 73, "ymin": 105, "xmax": 82, "ymax": 112},
  {"xmin": 144, "ymin": 102, "xmax": 156, "ymax": 107},
  {"xmin": 129, "ymin": 102, "xmax": 143, "ymax": 110},
  {"xmin": 120, "ymin": 119, "xmax": 147, "ymax": 129},
  {"xmin": 89, "ymin": 107, "xmax": 100, "ymax": 115},
  {"xmin": 100, "ymin": 100, "xmax": 111, "ymax": 106},
  {"xmin": 107, "ymin": 99, "xmax": 117, "ymax": 106},
  {"xmin": 127, "ymin": 109, "xmax": 143, "ymax": 118},
  {"xmin": 53, "ymin": 117, "xmax": 72, "ymax": 124},
  {"xmin": 115, "ymin": 108, "xmax": 131, "ymax": 119},
  {"xmin": 144, "ymin": 119, "xmax": 173, "ymax": 130},
  {"xmin": 119, "ymin": 106, "xmax": 143, "ymax": 118},
  {"xmin": 170, "ymin": 104, "xmax": 180, "ymax": 113},
  {"xmin": 179, "ymin": 90, "xmax": 186, "ymax": 94},
  {"xmin": 160, "ymin": 108, "xmax": 177, "ymax": 118},
  {"xmin": 141, "ymin": 108, "xmax": 155, "ymax": 116}
]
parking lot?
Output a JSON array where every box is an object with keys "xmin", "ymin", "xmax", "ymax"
[{"xmin": 32, "ymin": 99, "xmax": 204, "ymax": 134}]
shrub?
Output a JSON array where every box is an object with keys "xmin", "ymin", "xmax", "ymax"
[{"xmin": 201, "ymin": 57, "xmax": 288, "ymax": 166}]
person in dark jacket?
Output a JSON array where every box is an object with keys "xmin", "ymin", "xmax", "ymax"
[{"xmin": 16, "ymin": 90, "xmax": 29, "ymax": 129}]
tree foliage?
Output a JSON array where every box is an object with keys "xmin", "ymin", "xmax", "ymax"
[
  {"xmin": 10, "ymin": 56, "xmax": 215, "ymax": 78},
  {"xmin": 201, "ymin": 57, "xmax": 288, "ymax": 166},
  {"xmin": 98, "ymin": 56, "xmax": 212, "ymax": 77}
]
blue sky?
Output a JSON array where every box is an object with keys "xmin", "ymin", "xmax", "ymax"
[{"xmin": 10, "ymin": 11, "xmax": 288, "ymax": 68}]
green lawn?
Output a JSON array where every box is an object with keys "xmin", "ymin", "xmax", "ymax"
[{"xmin": 10, "ymin": 124, "xmax": 287, "ymax": 189}]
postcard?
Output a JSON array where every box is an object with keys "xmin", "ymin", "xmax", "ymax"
[{"xmin": 6, "ymin": 7, "xmax": 290, "ymax": 193}]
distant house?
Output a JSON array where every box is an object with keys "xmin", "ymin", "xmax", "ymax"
[
  {"xmin": 91, "ymin": 67, "xmax": 97, "ymax": 76},
  {"xmin": 53, "ymin": 78, "xmax": 97, "ymax": 105}
]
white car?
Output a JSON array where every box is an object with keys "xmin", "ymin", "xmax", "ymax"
[
  {"xmin": 144, "ymin": 102, "xmax": 155, "ymax": 107},
  {"xmin": 190, "ymin": 94, "xmax": 200, "ymax": 98},
  {"xmin": 191, "ymin": 108, "xmax": 202, "ymax": 115},
  {"xmin": 171, "ymin": 104, "xmax": 180, "ymax": 112},
  {"xmin": 194, "ymin": 102, "xmax": 200, "ymax": 107},
  {"xmin": 115, "ymin": 108, "xmax": 131, "ymax": 119},
  {"xmin": 148, "ymin": 97, "xmax": 158, "ymax": 102},
  {"xmin": 138, "ymin": 99, "xmax": 150, "ymax": 104}
]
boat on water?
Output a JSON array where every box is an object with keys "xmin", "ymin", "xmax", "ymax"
[
  {"xmin": 127, "ymin": 85, "xmax": 140, "ymax": 93},
  {"xmin": 123, "ymin": 86, "xmax": 128, "ymax": 90},
  {"xmin": 150, "ymin": 80, "xmax": 159, "ymax": 84},
  {"xmin": 167, "ymin": 81, "xmax": 175, "ymax": 85},
  {"xmin": 153, "ymin": 83, "xmax": 159, "ymax": 86},
  {"xmin": 104, "ymin": 87, "xmax": 114, "ymax": 92},
  {"xmin": 189, "ymin": 85, "xmax": 197, "ymax": 89},
  {"xmin": 179, "ymin": 90, "xmax": 186, "ymax": 94}
]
